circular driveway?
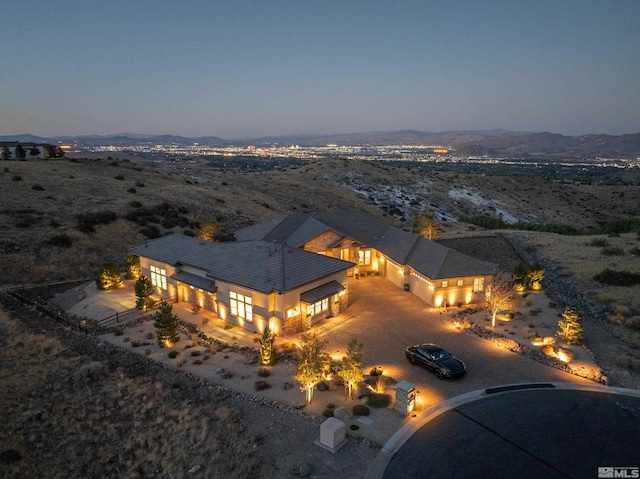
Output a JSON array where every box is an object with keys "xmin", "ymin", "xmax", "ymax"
[{"xmin": 318, "ymin": 276, "xmax": 595, "ymax": 410}]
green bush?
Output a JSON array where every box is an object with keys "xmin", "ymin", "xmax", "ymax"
[
  {"xmin": 168, "ymin": 350, "xmax": 180, "ymax": 359},
  {"xmin": 367, "ymin": 393, "xmax": 391, "ymax": 408},
  {"xmin": 601, "ymin": 246, "xmax": 625, "ymax": 256},
  {"xmin": 352, "ymin": 404, "xmax": 370, "ymax": 416}
]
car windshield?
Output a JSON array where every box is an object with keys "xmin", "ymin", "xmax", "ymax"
[{"xmin": 431, "ymin": 350, "xmax": 451, "ymax": 360}]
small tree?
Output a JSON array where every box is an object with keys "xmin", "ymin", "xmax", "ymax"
[
  {"xmin": 125, "ymin": 254, "xmax": 141, "ymax": 280},
  {"xmin": 154, "ymin": 301, "xmax": 180, "ymax": 347},
  {"xmin": 294, "ymin": 331, "xmax": 328, "ymax": 404},
  {"xmin": 485, "ymin": 270, "xmax": 517, "ymax": 328},
  {"xmin": 44, "ymin": 144, "xmax": 56, "ymax": 158},
  {"xmin": 558, "ymin": 305, "xmax": 583, "ymax": 345},
  {"xmin": 259, "ymin": 323, "xmax": 277, "ymax": 366},
  {"xmin": 1, "ymin": 146, "xmax": 11, "ymax": 160},
  {"xmin": 413, "ymin": 210, "xmax": 440, "ymax": 241},
  {"xmin": 95, "ymin": 262, "xmax": 123, "ymax": 290},
  {"xmin": 196, "ymin": 220, "xmax": 218, "ymax": 242},
  {"xmin": 14, "ymin": 144, "xmax": 26, "ymax": 159},
  {"xmin": 337, "ymin": 338, "xmax": 364, "ymax": 399},
  {"xmin": 134, "ymin": 275, "xmax": 156, "ymax": 311},
  {"xmin": 29, "ymin": 146, "xmax": 41, "ymax": 159}
]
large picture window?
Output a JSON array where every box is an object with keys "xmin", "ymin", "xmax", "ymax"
[
  {"xmin": 150, "ymin": 265, "xmax": 167, "ymax": 290},
  {"xmin": 307, "ymin": 298, "xmax": 329, "ymax": 317},
  {"xmin": 358, "ymin": 250, "xmax": 371, "ymax": 265},
  {"xmin": 230, "ymin": 291, "xmax": 253, "ymax": 322},
  {"xmin": 474, "ymin": 277, "xmax": 485, "ymax": 292}
]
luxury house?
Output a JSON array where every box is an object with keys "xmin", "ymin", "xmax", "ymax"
[
  {"xmin": 134, "ymin": 209, "xmax": 493, "ymax": 336},
  {"xmin": 133, "ymin": 234, "xmax": 354, "ymax": 336},
  {"xmin": 235, "ymin": 209, "xmax": 493, "ymax": 310}
]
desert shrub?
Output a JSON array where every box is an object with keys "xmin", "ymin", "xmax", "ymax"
[
  {"xmin": 113, "ymin": 328, "xmax": 124, "ymax": 336},
  {"xmin": 367, "ymin": 393, "xmax": 391, "ymax": 408},
  {"xmin": 193, "ymin": 359, "xmax": 203, "ymax": 365},
  {"xmin": 615, "ymin": 354, "xmax": 640, "ymax": 371},
  {"xmin": 352, "ymin": 404, "xmax": 370, "ymax": 416},
  {"xmin": 322, "ymin": 408, "xmax": 334, "ymax": 417},
  {"xmin": 130, "ymin": 200, "xmax": 143, "ymax": 208},
  {"xmin": 190, "ymin": 350, "xmax": 201, "ymax": 357},
  {"xmin": 630, "ymin": 246, "xmax": 640, "ymax": 256},
  {"xmin": 326, "ymin": 403, "xmax": 336, "ymax": 409},
  {"xmin": 257, "ymin": 367, "xmax": 271, "ymax": 377},
  {"xmin": 114, "ymin": 174, "xmax": 125, "ymax": 180},
  {"xmin": 127, "ymin": 188, "xmax": 137, "ymax": 193},
  {"xmin": 73, "ymin": 361, "xmax": 106, "ymax": 383},
  {"xmin": 12, "ymin": 175, "xmax": 22, "ymax": 181},
  {"xmin": 601, "ymin": 246, "xmax": 625, "ymax": 256},
  {"xmin": 76, "ymin": 210, "xmax": 118, "ymax": 233},
  {"xmin": 222, "ymin": 370, "xmax": 234, "ymax": 379},
  {"xmin": 168, "ymin": 350, "xmax": 180, "ymax": 359},
  {"xmin": 594, "ymin": 269, "xmax": 640, "ymax": 286},
  {"xmin": 140, "ymin": 225, "xmax": 161, "ymax": 239},
  {"xmin": 47, "ymin": 233, "xmax": 73, "ymax": 247},
  {"xmin": 254, "ymin": 380, "xmax": 272, "ymax": 391},
  {"xmin": 589, "ymin": 238, "xmax": 608, "ymax": 247},
  {"xmin": 31, "ymin": 184, "xmax": 45, "ymax": 191},
  {"xmin": 135, "ymin": 180, "xmax": 145, "ymax": 187}
]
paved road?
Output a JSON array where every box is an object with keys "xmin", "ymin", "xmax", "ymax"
[
  {"xmin": 378, "ymin": 385, "xmax": 640, "ymax": 479},
  {"xmin": 317, "ymin": 276, "xmax": 593, "ymax": 410}
]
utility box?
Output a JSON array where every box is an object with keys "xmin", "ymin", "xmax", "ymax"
[
  {"xmin": 395, "ymin": 380, "xmax": 417, "ymax": 416},
  {"xmin": 317, "ymin": 417, "xmax": 346, "ymax": 452}
]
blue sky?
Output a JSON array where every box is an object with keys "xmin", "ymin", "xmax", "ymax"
[{"xmin": 2, "ymin": 1, "xmax": 639, "ymax": 138}]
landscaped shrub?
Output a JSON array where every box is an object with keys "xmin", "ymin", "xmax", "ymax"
[
  {"xmin": 322, "ymin": 408, "xmax": 334, "ymax": 417},
  {"xmin": 367, "ymin": 393, "xmax": 391, "ymax": 408},
  {"xmin": 95, "ymin": 262, "xmax": 123, "ymax": 290},
  {"xmin": 254, "ymin": 380, "xmax": 272, "ymax": 391},
  {"xmin": 31, "ymin": 184, "xmax": 45, "ymax": 191},
  {"xmin": 352, "ymin": 404, "xmax": 370, "ymax": 416},
  {"xmin": 593, "ymin": 269, "xmax": 640, "ymax": 286},
  {"xmin": 190, "ymin": 350, "xmax": 202, "ymax": 357},
  {"xmin": 168, "ymin": 350, "xmax": 180, "ymax": 359},
  {"xmin": 257, "ymin": 367, "xmax": 271, "ymax": 377},
  {"xmin": 369, "ymin": 366, "xmax": 383, "ymax": 376}
]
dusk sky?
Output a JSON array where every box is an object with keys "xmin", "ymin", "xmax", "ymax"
[{"xmin": 2, "ymin": 1, "xmax": 639, "ymax": 139}]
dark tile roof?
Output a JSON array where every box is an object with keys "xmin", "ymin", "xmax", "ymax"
[
  {"xmin": 134, "ymin": 234, "xmax": 354, "ymax": 294},
  {"xmin": 234, "ymin": 209, "xmax": 494, "ymax": 280}
]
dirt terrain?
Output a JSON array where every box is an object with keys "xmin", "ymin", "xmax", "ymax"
[{"xmin": 1, "ymin": 156, "xmax": 639, "ymax": 477}]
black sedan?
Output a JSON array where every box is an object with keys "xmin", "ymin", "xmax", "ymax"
[{"xmin": 405, "ymin": 344, "xmax": 466, "ymax": 379}]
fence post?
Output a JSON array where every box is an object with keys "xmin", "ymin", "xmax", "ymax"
[{"xmin": 116, "ymin": 311, "xmax": 119, "ymax": 323}]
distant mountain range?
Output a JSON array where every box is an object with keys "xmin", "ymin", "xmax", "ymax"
[{"xmin": 2, "ymin": 129, "xmax": 639, "ymax": 158}]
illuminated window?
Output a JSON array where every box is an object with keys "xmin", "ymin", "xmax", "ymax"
[
  {"xmin": 307, "ymin": 298, "xmax": 329, "ymax": 316},
  {"xmin": 150, "ymin": 265, "xmax": 167, "ymax": 290},
  {"xmin": 358, "ymin": 250, "xmax": 371, "ymax": 265},
  {"xmin": 340, "ymin": 248, "xmax": 349, "ymax": 261},
  {"xmin": 287, "ymin": 307, "xmax": 300, "ymax": 318},
  {"xmin": 442, "ymin": 280, "xmax": 448, "ymax": 287},
  {"xmin": 457, "ymin": 279, "xmax": 464, "ymax": 286},
  {"xmin": 230, "ymin": 291, "xmax": 253, "ymax": 322},
  {"xmin": 474, "ymin": 277, "xmax": 485, "ymax": 292}
]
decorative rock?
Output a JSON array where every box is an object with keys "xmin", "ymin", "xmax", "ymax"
[
  {"xmin": 356, "ymin": 386, "xmax": 373, "ymax": 399},
  {"xmin": 283, "ymin": 381, "xmax": 293, "ymax": 390},
  {"xmin": 215, "ymin": 367, "xmax": 224, "ymax": 375},
  {"xmin": 333, "ymin": 406, "xmax": 353, "ymax": 421},
  {"xmin": 299, "ymin": 462, "xmax": 312, "ymax": 477},
  {"xmin": 189, "ymin": 465, "xmax": 201, "ymax": 474}
]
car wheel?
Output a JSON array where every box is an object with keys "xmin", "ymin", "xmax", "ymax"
[
  {"xmin": 408, "ymin": 354, "xmax": 416, "ymax": 365},
  {"xmin": 435, "ymin": 370, "xmax": 444, "ymax": 380}
]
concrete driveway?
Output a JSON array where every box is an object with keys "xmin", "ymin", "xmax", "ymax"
[{"xmin": 315, "ymin": 276, "xmax": 594, "ymax": 410}]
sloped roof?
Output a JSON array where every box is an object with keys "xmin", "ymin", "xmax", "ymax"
[
  {"xmin": 234, "ymin": 209, "xmax": 493, "ymax": 280},
  {"xmin": 134, "ymin": 234, "xmax": 354, "ymax": 294}
]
